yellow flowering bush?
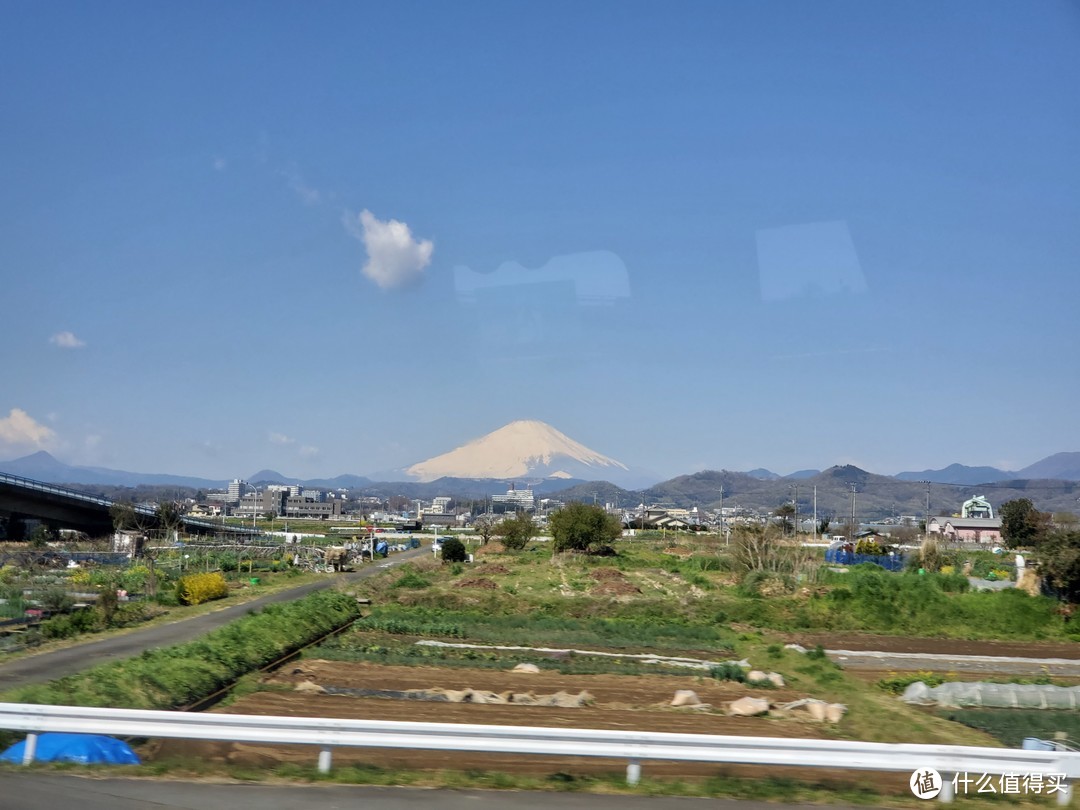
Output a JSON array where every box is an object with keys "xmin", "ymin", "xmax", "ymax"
[{"xmin": 176, "ymin": 572, "xmax": 229, "ymax": 605}]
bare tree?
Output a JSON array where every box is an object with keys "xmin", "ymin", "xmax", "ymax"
[
  {"xmin": 472, "ymin": 513, "xmax": 499, "ymax": 546},
  {"xmin": 731, "ymin": 524, "xmax": 816, "ymax": 579}
]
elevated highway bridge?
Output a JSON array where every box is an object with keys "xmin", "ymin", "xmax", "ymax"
[{"xmin": 0, "ymin": 472, "xmax": 260, "ymax": 541}]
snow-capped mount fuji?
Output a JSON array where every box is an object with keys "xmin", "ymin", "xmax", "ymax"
[{"xmin": 404, "ymin": 420, "xmax": 636, "ymax": 485}]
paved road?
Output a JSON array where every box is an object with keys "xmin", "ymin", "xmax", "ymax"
[
  {"xmin": 0, "ymin": 775, "xmax": 864, "ymax": 810},
  {"xmin": 0, "ymin": 547, "xmax": 427, "ymax": 691}
]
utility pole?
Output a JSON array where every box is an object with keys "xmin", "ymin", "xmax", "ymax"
[
  {"xmin": 849, "ymin": 484, "xmax": 857, "ymax": 541},
  {"xmin": 718, "ymin": 485, "xmax": 725, "ymax": 545},
  {"xmin": 923, "ymin": 481, "xmax": 931, "ymax": 538},
  {"xmin": 793, "ymin": 484, "xmax": 799, "ymax": 540}
]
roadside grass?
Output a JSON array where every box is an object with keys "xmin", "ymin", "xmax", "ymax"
[
  {"xmin": 1, "ymin": 589, "xmax": 362, "ymax": 710},
  {"xmin": 3, "ymin": 758, "xmax": 1060, "ymax": 808}
]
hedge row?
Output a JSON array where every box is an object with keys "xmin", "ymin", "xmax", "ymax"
[{"xmin": 4, "ymin": 589, "xmax": 361, "ymax": 710}]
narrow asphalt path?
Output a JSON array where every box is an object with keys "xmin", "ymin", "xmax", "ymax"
[
  {"xmin": 0, "ymin": 775, "xmax": 863, "ymax": 810},
  {"xmin": 0, "ymin": 546, "xmax": 428, "ymax": 691}
]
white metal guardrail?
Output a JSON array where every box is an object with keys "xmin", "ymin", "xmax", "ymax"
[{"xmin": 3, "ymin": 703, "xmax": 1080, "ymax": 803}]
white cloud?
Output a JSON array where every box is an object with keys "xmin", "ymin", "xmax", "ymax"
[
  {"xmin": 0, "ymin": 408, "xmax": 57, "ymax": 450},
  {"xmin": 299, "ymin": 445, "xmax": 320, "ymax": 459},
  {"xmin": 213, "ymin": 156, "xmax": 227, "ymax": 172},
  {"xmin": 281, "ymin": 167, "xmax": 321, "ymax": 206},
  {"xmin": 269, "ymin": 432, "xmax": 295, "ymax": 445},
  {"xmin": 345, "ymin": 209, "xmax": 434, "ymax": 290},
  {"xmin": 49, "ymin": 331, "xmax": 85, "ymax": 349}
]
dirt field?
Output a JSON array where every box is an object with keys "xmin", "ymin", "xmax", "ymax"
[
  {"xmin": 789, "ymin": 632, "xmax": 1080, "ymax": 658},
  {"xmin": 150, "ymin": 661, "xmax": 890, "ymax": 786}
]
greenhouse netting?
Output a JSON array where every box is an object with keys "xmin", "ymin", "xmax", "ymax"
[{"xmin": 903, "ymin": 681, "xmax": 1080, "ymax": 710}]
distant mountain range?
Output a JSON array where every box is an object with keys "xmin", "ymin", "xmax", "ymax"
[
  {"xmin": 895, "ymin": 453, "xmax": 1080, "ymax": 485},
  {"xmin": 2, "ymin": 444, "xmax": 1078, "ymax": 519}
]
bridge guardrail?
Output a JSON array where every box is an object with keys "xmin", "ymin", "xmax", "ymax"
[
  {"xmin": 1, "ymin": 702, "xmax": 1078, "ymax": 803},
  {"xmin": 0, "ymin": 473, "xmax": 259, "ymax": 536}
]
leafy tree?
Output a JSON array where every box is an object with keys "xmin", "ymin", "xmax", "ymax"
[
  {"xmin": 496, "ymin": 511, "xmax": 536, "ymax": 551},
  {"xmin": 818, "ymin": 518, "xmax": 831, "ymax": 536},
  {"xmin": 28, "ymin": 524, "xmax": 54, "ymax": 548},
  {"xmin": 1037, "ymin": 530, "xmax": 1080, "ymax": 602},
  {"xmin": 472, "ymin": 514, "xmax": 499, "ymax": 546},
  {"xmin": 1000, "ymin": 499, "xmax": 1050, "ymax": 548},
  {"xmin": 441, "ymin": 537, "xmax": 467, "ymax": 563},
  {"xmin": 773, "ymin": 503, "xmax": 795, "ymax": 536},
  {"xmin": 549, "ymin": 502, "xmax": 622, "ymax": 554}
]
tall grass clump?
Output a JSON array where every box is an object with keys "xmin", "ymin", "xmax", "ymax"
[{"xmin": 804, "ymin": 564, "xmax": 1064, "ymax": 639}]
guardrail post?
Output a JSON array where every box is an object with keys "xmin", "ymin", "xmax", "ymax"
[
  {"xmin": 317, "ymin": 746, "xmax": 333, "ymax": 774},
  {"xmin": 21, "ymin": 732, "xmax": 38, "ymax": 765},
  {"xmin": 626, "ymin": 759, "xmax": 641, "ymax": 786},
  {"xmin": 1056, "ymin": 781, "xmax": 1072, "ymax": 806},
  {"xmin": 938, "ymin": 772, "xmax": 954, "ymax": 803}
]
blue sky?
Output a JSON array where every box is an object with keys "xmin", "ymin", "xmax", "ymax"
[{"xmin": 1, "ymin": 1, "xmax": 1078, "ymax": 482}]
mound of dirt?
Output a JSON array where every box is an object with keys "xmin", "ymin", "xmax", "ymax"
[
  {"xmin": 474, "ymin": 543, "xmax": 506, "ymax": 555},
  {"xmin": 476, "ymin": 564, "xmax": 510, "ymax": 575},
  {"xmin": 458, "ymin": 577, "xmax": 498, "ymax": 589},
  {"xmin": 588, "ymin": 567, "xmax": 626, "ymax": 581},
  {"xmin": 662, "ymin": 546, "xmax": 693, "ymax": 557},
  {"xmin": 591, "ymin": 580, "xmax": 641, "ymax": 596}
]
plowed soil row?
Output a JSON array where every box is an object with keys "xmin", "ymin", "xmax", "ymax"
[{"xmin": 152, "ymin": 662, "xmax": 861, "ymax": 784}]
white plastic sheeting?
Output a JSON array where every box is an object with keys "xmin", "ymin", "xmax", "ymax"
[{"xmin": 903, "ymin": 681, "xmax": 1080, "ymax": 709}]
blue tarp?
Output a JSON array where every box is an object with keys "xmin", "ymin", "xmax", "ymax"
[
  {"xmin": 1, "ymin": 733, "xmax": 140, "ymax": 765},
  {"xmin": 825, "ymin": 550, "xmax": 905, "ymax": 571}
]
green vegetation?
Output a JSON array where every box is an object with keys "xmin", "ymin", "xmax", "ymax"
[
  {"xmin": 3, "ymin": 589, "xmax": 361, "ymax": 709},
  {"xmin": 346, "ymin": 603, "xmax": 735, "ymax": 651},
  {"xmin": 391, "ymin": 568, "xmax": 432, "ymax": 590},
  {"xmin": 495, "ymin": 511, "xmax": 536, "ymax": 550},
  {"xmin": 549, "ymin": 502, "xmax": 622, "ymax": 553},
  {"xmin": 798, "ymin": 564, "xmax": 1066, "ymax": 639},
  {"xmin": 940, "ymin": 708, "xmax": 1080, "ymax": 748},
  {"xmin": 441, "ymin": 537, "xmax": 467, "ymax": 563},
  {"xmin": 1001, "ymin": 498, "xmax": 1051, "ymax": 548}
]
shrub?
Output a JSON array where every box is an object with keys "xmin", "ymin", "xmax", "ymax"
[
  {"xmin": 710, "ymin": 662, "xmax": 747, "ymax": 683},
  {"xmin": 442, "ymin": 538, "xmax": 467, "ymax": 563},
  {"xmin": 176, "ymin": 572, "xmax": 229, "ymax": 605},
  {"xmin": 392, "ymin": 570, "xmax": 432, "ymax": 589}
]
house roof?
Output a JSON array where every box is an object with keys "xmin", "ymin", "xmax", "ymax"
[{"xmin": 940, "ymin": 517, "xmax": 1002, "ymax": 529}]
